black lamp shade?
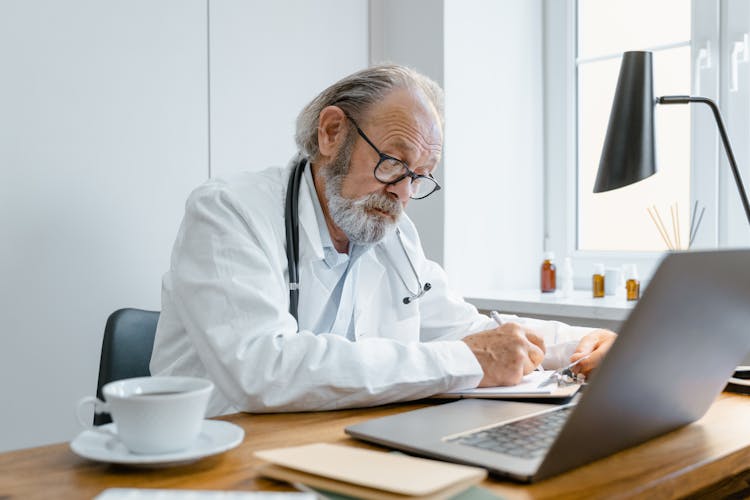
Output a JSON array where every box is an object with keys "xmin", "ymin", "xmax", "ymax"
[{"xmin": 594, "ymin": 51, "xmax": 657, "ymax": 193}]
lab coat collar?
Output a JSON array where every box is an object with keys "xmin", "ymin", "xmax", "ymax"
[
  {"xmin": 295, "ymin": 158, "xmax": 416, "ymax": 271},
  {"xmin": 353, "ymin": 249, "xmax": 386, "ymax": 332},
  {"xmin": 290, "ymin": 157, "xmax": 324, "ymax": 263},
  {"xmin": 376, "ymin": 225, "xmax": 421, "ymax": 299},
  {"xmin": 294, "ymin": 159, "xmax": 412, "ymax": 287},
  {"xmin": 292, "ymin": 156, "xmax": 391, "ymax": 321}
]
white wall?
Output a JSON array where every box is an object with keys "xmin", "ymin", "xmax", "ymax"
[
  {"xmin": 0, "ymin": 0, "xmax": 368, "ymax": 452},
  {"xmin": 209, "ymin": 0, "xmax": 368, "ymax": 176},
  {"xmin": 0, "ymin": 0, "xmax": 209, "ymax": 452},
  {"xmin": 369, "ymin": 0, "xmax": 446, "ymax": 265},
  {"xmin": 443, "ymin": 0, "xmax": 544, "ymax": 293},
  {"xmin": 369, "ymin": 0, "xmax": 544, "ymax": 288}
]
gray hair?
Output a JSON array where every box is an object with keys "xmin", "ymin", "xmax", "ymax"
[{"xmin": 295, "ymin": 64, "xmax": 445, "ymax": 160}]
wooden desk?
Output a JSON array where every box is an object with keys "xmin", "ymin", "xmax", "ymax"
[{"xmin": 2, "ymin": 393, "xmax": 750, "ymax": 499}]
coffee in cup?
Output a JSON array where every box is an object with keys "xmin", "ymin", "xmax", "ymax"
[{"xmin": 76, "ymin": 376, "xmax": 213, "ymax": 454}]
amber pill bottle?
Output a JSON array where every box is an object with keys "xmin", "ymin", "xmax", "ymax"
[{"xmin": 541, "ymin": 252, "xmax": 556, "ymax": 293}]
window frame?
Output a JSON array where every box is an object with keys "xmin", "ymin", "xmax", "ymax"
[{"xmin": 544, "ymin": 0, "xmax": 722, "ymax": 289}]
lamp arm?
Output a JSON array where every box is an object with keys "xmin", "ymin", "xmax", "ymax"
[{"xmin": 658, "ymin": 95, "xmax": 750, "ymax": 225}]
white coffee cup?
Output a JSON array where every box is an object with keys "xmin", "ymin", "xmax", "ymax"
[
  {"xmin": 604, "ymin": 267, "xmax": 623, "ymax": 296},
  {"xmin": 76, "ymin": 376, "xmax": 213, "ymax": 454}
]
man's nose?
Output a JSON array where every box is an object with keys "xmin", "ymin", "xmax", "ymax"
[{"xmin": 386, "ymin": 177, "xmax": 412, "ymax": 204}]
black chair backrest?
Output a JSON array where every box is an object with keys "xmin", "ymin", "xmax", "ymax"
[{"xmin": 94, "ymin": 308, "xmax": 160, "ymax": 425}]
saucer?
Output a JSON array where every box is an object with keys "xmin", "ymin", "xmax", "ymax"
[{"xmin": 70, "ymin": 420, "xmax": 244, "ymax": 466}]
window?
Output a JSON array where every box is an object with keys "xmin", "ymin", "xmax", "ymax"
[
  {"xmin": 545, "ymin": 0, "xmax": 750, "ymax": 285},
  {"xmin": 578, "ymin": 0, "xmax": 691, "ymax": 251}
]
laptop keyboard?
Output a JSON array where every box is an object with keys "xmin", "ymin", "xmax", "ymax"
[{"xmin": 447, "ymin": 406, "xmax": 573, "ymax": 460}]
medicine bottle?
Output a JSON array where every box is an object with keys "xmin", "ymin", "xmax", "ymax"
[
  {"xmin": 625, "ymin": 264, "xmax": 640, "ymax": 301},
  {"xmin": 592, "ymin": 263, "xmax": 605, "ymax": 298},
  {"xmin": 540, "ymin": 251, "xmax": 556, "ymax": 293}
]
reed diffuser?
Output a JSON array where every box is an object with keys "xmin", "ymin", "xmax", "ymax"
[{"xmin": 647, "ymin": 201, "xmax": 705, "ymax": 251}]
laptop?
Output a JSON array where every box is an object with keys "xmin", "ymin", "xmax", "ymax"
[{"xmin": 346, "ymin": 250, "xmax": 750, "ymax": 482}]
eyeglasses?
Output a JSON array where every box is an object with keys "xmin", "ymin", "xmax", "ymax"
[{"xmin": 345, "ymin": 115, "xmax": 442, "ymax": 200}]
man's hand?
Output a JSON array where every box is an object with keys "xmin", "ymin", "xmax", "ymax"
[
  {"xmin": 462, "ymin": 323, "xmax": 545, "ymax": 387},
  {"xmin": 569, "ymin": 329, "xmax": 617, "ymax": 377}
]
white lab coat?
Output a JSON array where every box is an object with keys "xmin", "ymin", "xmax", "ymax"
[{"xmin": 151, "ymin": 158, "xmax": 591, "ymax": 416}]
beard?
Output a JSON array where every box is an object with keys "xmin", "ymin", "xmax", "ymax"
[{"xmin": 320, "ymin": 139, "xmax": 403, "ymax": 245}]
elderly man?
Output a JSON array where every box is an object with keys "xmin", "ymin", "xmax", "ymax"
[{"xmin": 151, "ymin": 65, "xmax": 615, "ymax": 416}]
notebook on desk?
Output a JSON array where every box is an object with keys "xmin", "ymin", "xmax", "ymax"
[{"xmin": 346, "ymin": 250, "xmax": 750, "ymax": 482}]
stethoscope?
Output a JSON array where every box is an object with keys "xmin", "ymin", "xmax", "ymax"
[{"xmin": 284, "ymin": 157, "xmax": 431, "ymax": 322}]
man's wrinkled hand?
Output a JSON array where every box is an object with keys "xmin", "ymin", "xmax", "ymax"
[{"xmin": 462, "ymin": 323, "xmax": 546, "ymax": 387}]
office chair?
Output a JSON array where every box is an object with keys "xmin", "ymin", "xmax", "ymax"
[{"xmin": 94, "ymin": 308, "xmax": 160, "ymax": 425}]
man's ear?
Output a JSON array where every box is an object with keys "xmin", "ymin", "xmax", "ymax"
[{"xmin": 317, "ymin": 106, "xmax": 348, "ymax": 159}]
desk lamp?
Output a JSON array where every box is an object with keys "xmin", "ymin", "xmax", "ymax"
[
  {"xmin": 594, "ymin": 50, "xmax": 750, "ymax": 225},
  {"xmin": 595, "ymin": 50, "xmax": 750, "ymax": 392}
]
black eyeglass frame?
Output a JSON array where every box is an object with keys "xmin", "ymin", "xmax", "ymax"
[{"xmin": 345, "ymin": 115, "xmax": 442, "ymax": 200}]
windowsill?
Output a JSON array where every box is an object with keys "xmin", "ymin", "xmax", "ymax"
[{"xmin": 465, "ymin": 289, "xmax": 636, "ymax": 322}]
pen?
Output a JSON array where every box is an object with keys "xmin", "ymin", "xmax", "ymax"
[
  {"xmin": 490, "ymin": 311, "xmax": 544, "ymax": 372},
  {"xmin": 565, "ymin": 351, "xmax": 593, "ymax": 370},
  {"xmin": 489, "ymin": 310, "xmax": 505, "ymax": 326}
]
